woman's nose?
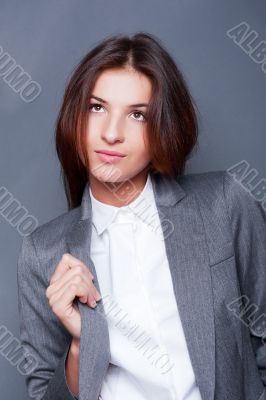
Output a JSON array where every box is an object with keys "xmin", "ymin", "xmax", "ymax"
[{"xmin": 102, "ymin": 118, "xmax": 124, "ymax": 143}]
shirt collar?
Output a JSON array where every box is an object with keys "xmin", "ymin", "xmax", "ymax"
[{"xmin": 89, "ymin": 172, "xmax": 154, "ymax": 236}]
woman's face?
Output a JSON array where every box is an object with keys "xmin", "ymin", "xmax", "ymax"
[{"xmin": 85, "ymin": 67, "xmax": 152, "ymax": 183}]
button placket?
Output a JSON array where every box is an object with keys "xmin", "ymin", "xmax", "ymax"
[{"xmin": 131, "ymin": 220, "xmax": 178, "ymax": 400}]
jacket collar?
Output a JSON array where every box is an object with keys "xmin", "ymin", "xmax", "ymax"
[
  {"xmin": 79, "ymin": 170, "xmax": 187, "ymax": 222},
  {"xmin": 88, "ymin": 172, "xmax": 161, "ymax": 236}
]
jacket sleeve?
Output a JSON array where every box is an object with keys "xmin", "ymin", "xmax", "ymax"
[
  {"xmin": 223, "ymin": 170, "xmax": 266, "ymax": 386},
  {"xmin": 17, "ymin": 232, "xmax": 79, "ymax": 400}
]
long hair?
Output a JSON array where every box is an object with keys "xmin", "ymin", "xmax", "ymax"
[{"xmin": 55, "ymin": 31, "xmax": 199, "ymax": 209}]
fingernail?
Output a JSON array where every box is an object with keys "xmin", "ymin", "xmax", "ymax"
[
  {"xmin": 91, "ymin": 300, "xmax": 96, "ymax": 307},
  {"xmin": 96, "ymin": 292, "xmax": 102, "ymax": 301}
]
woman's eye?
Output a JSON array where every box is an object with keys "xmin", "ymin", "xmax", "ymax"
[
  {"xmin": 131, "ymin": 111, "xmax": 146, "ymax": 122},
  {"xmin": 88, "ymin": 104, "xmax": 145, "ymax": 122},
  {"xmin": 88, "ymin": 103, "xmax": 104, "ymax": 112}
]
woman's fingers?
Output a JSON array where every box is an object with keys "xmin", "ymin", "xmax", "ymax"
[
  {"xmin": 45, "ymin": 253, "xmax": 102, "ymax": 340},
  {"xmin": 48, "ymin": 264, "xmax": 100, "ymax": 298},
  {"xmin": 50, "ymin": 253, "xmax": 94, "ymax": 284},
  {"xmin": 48, "ymin": 279, "xmax": 94, "ymax": 311},
  {"xmin": 48, "ymin": 273, "xmax": 99, "ymax": 309},
  {"xmin": 47, "ymin": 283, "xmax": 82, "ymax": 340},
  {"xmin": 46, "ymin": 253, "xmax": 101, "ymax": 308}
]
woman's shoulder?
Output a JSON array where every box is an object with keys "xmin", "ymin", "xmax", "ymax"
[
  {"xmin": 178, "ymin": 168, "xmax": 250, "ymax": 197},
  {"xmin": 176, "ymin": 169, "xmax": 228, "ymax": 205},
  {"xmin": 177, "ymin": 169, "xmax": 226, "ymax": 191},
  {"xmin": 179, "ymin": 168, "xmax": 265, "ymax": 225},
  {"xmin": 176, "ymin": 168, "xmax": 265, "ymax": 221},
  {"xmin": 17, "ymin": 205, "xmax": 82, "ymax": 283},
  {"xmin": 28, "ymin": 204, "xmax": 81, "ymax": 251}
]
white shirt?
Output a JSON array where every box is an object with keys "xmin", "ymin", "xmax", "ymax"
[{"xmin": 89, "ymin": 173, "xmax": 202, "ymax": 400}]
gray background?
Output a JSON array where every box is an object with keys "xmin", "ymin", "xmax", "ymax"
[{"xmin": 0, "ymin": 0, "xmax": 265, "ymax": 398}]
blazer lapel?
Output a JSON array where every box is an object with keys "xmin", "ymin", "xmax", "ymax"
[
  {"xmin": 150, "ymin": 172, "xmax": 215, "ymax": 400},
  {"xmin": 65, "ymin": 171, "xmax": 215, "ymax": 400},
  {"xmin": 66, "ymin": 191, "xmax": 111, "ymax": 400}
]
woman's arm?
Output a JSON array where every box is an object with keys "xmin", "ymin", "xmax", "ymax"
[
  {"xmin": 17, "ymin": 233, "xmax": 79, "ymax": 400},
  {"xmin": 66, "ymin": 338, "xmax": 80, "ymax": 398}
]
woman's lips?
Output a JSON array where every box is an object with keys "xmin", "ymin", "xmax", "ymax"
[{"xmin": 95, "ymin": 151, "xmax": 126, "ymax": 164}]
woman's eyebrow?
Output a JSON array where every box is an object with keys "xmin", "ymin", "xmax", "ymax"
[{"xmin": 90, "ymin": 94, "xmax": 148, "ymax": 108}]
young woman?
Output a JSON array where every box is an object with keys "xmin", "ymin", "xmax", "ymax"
[{"xmin": 17, "ymin": 32, "xmax": 266, "ymax": 400}]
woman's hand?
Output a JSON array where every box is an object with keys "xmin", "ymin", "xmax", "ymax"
[{"xmin": 45, "ymin": 253, "xmax": 101, "ymax": 341}]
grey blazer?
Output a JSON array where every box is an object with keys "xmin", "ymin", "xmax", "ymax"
[{"xmin": 17, "ymin": 170, "xmax": 266, "ymax": 400}]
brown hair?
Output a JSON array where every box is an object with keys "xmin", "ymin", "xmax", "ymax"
[{"xmin": 55, "ymin": 31, "xmax": 199, "ymax": 209}]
